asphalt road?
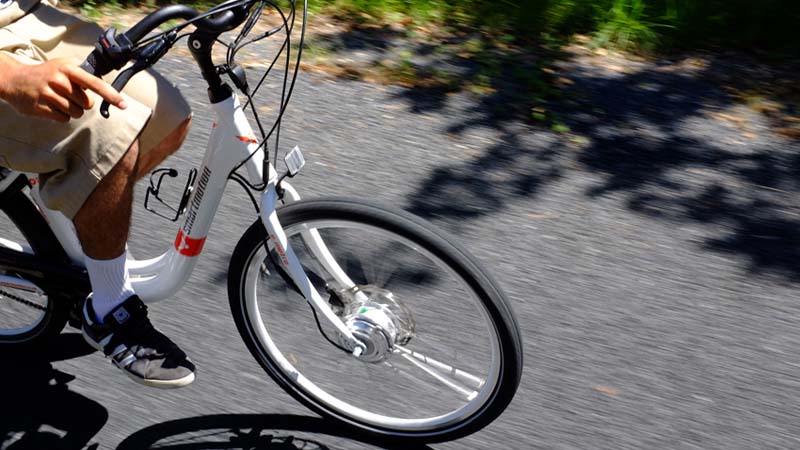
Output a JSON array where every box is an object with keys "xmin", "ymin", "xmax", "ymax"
[{"xmin": 4, "ymin": 44, "xmax": 800, "ymax": 450}]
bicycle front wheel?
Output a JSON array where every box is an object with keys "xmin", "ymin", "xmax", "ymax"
[{"xmin": 228, "ymin": 199, "xmax": 522, "ymax": 442}]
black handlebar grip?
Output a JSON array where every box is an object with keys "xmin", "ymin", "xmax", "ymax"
[
  {"xmin": 79, "ymin": 52, "xmax": 98, "ymax": 76},
  {"xmin": 79, "ymin": 48, "xmax": 115, "ymax": 78}
]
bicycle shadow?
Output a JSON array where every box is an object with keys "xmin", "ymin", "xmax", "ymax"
[
  {"xmin": 0, "ymin": 333, "xmax": 107, "ymax": 450},
  {"xmin": 117, "ymin": 413, "xmax": 434, "ymax": 450},
  {"xmin": 0, "ymin": 333, "xmax": 434, "ymax": 450}
]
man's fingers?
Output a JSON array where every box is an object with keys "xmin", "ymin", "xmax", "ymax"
[
  {"xmin": 51, "ymin": 78, "xmax": 93, "ymax": 110},
  {"xmin": 63, "ymin": 64, "xmax": 127, "ymax": 110},
  {"xmin": 36, "ymin": 103, "xmax": 70, "ymax": 123},
  {"xmin": 67, "ymin": 81, "xmax": 92, "ymax": 109},
  {"xmin": 43, "ymin": 88, "xmax": 84, "ymax": 119},
  {"xmin": 59, "ymin": 99, "xmax": 85, "ymax": 119}
]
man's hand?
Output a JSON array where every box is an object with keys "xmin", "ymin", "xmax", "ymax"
[{"xmin": 0, "ymin": 55, "xmax": 127, "ymax": 123}]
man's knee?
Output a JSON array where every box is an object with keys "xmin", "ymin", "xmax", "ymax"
[
  {"xmin": 135, "ymin": 117, "xmax": 191, "ymax": 179},
  {"xmin": 115, "ymin": 141, "xmax": 141, "ymax": 176},
  {"xmin": 73, "ymin": 141, "xmax": 139, "ymax": 222},
  {"xmin": 166, "ymin": 117, "xmax": 192, "ymax": 151}
]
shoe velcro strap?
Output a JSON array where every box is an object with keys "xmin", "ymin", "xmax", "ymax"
[
  {"xmin": 105, "ymin": 295, "xmax": 148, "ymax": 328},
  {"xmin": 109, "ymin": 345, "xmax": 137, "ymax": 368}
]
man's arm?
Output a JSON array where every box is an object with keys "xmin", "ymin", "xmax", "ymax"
[{"xmin": 0, "ymin": 53, "xmax": 127, "ymax": 123}]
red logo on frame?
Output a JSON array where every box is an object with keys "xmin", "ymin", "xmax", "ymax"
[
  {"xmin": 236, "ymin": 135, "xmax": 258, "ymax": 144},
  {"xmin": 174, "ymin": 230, "xmax": 206, "ymax": 257}
]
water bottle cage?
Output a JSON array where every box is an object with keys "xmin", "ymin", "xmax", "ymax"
[{"xmin": 144, "ymin": 168, "xmax": 198, "ymax": 222}]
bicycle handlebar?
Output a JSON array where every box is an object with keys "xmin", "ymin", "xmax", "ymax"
[
  {"xmin": 80, "ymin": 0, "xmax": 252, "ymax": 116},
  {"xmin": 126, "ymin": 2, "xmax": 244, "ymax": 44}
]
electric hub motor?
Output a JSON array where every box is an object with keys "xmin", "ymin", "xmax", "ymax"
[{"xmin": 337, "ymin": 286, "xmax": 415, "ymax": 363}]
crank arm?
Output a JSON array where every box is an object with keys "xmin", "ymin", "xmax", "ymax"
[{"xmin": 260, "ymin": 183, "xmax": 366, "ymax": 356}]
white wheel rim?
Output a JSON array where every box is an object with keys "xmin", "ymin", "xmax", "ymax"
[{"xmin": 242, "ymin": 220, "xmax": 502, "ymax": 432}]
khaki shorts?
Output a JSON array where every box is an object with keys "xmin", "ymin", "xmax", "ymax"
[{"xmin": 0, "ymin": 4, "xmax": 191, "ymax": 218}]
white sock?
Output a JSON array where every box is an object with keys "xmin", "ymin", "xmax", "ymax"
[{"xmin": 85, "ymin": 251, "xmax": 135, "ymax": 323}]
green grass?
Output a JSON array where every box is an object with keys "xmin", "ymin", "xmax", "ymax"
[
  {"xmin": 66, "ymin": 0, "xmax": 800, "ymax": 53},
  {"xmin": 592, "ymin": 0, "xmax": 663, "ymax": 51},
  {"xmin": 307, "ymin": 0, "xmax": 800, "ymax": 53}
]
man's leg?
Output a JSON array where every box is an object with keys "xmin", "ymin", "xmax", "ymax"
[
  {"xmin": 73, "ymin": 117, "xmax": 191, "ymax": 259},
  {"xmin": 73, "ymin": 140, "xmax": 138, "ymax": 259},
  {"xmin": 76, "ymin": 120, "xmax": 196, "ymax": 389},
  {"xmin": 2, "ymin": 2, "xmax": 196, "ymax": 388},
  {"xmin": 74, "ymin": 118, "xmax": 191, "ymax": 320}
]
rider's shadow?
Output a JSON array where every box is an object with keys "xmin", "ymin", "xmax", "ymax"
[
  {"xmin": 0, "ymin": 335, "xmax": 434, "ymax": 450},
  {"xmin": 0, "ymin": 333, "xmax": 107, "ymax": 450},
  {"xmin": 117, "ymin": 414, "xmax": 434, "ymax": 450}
]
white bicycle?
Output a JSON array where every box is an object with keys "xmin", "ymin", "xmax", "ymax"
[{"xmin": 0, "ymin": 0, "xmax": 523, "ymax": 443}]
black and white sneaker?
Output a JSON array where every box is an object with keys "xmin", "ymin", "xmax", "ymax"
[{"xmin": 82, "ymin": 295, "xmax": 196, "ymax": 388}]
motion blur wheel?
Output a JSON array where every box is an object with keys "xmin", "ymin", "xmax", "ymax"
[
  {"xmin": 0, "ymin": 185, "xmax": 70, "ymax": 350},
  {"xmin": 228, "ymin": 199, "xmax": 522, "ymax": 442}
]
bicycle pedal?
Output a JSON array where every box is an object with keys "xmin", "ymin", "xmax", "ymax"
[{"xmin": 67, "ymin": 296, "xmax": 86, "ymax": 329}]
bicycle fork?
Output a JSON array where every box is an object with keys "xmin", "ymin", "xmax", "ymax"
[
  {"xmin": 216, "ymin": 92, "xmax": 366, "ymax": 355},
  {"xmin": 259, "ymin": 183, "xmax": 367, "ymax": 356}
]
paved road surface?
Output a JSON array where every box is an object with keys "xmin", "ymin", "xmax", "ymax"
[{"xmin": 3, "ymin": 45, "xmax": 800, "ymax": 450}]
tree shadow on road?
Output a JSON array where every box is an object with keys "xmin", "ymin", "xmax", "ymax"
[
  {"xmin": 303, "ymin": 21, "xmax": 554, "ymax": 124},
  {"xmin": 405, "ymin": 126, "xmax": 563, "ymax": 226},
  {"xmin": 398, "ymin": 48, "xmax": 800, "ymax": 280},
  {"xmin": 117, "ymin": 414, "xmax": 433, "ymax": 450},
  {"xmin": 0, "ymin": 333, "xmax": 106, "ymax": 450},
  {"xmin": 565, "ymin": 56, "xmax": 800, "ymax": 281},
  {"xmin": 303, "ymin": 21, "xmax": 800, "ymax": 280}
]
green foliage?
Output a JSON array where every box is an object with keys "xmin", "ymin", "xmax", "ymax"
[
  {"xmin": 78, "ymin": 0, "xmax": 101, "ymax": 20},
  {"xmin": 309, "ymin": 0, "xmax": 799, "ymax": 54},
  {"xmin": 592, "ymin": 0, "xmax": 663, "ymax": 51},
  {"xmin": 322, "ymin": 0, "xmax": 451, "ymax": 23},
  {"xmin": 551, "ymin": 121, "xmax": 570, "ymax": 134},
  {"xmin": 67, "ymin": 0, "xmax": 800, "ymax": 53}
]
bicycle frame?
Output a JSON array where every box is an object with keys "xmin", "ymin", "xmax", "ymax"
[{"xmin": 2, "ymin": 91, "xmax": 366, "ymax": 354}]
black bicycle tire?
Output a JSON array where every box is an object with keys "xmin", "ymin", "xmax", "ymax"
[
  {"xmin": 0, "ymin": 188, "xmax": 71, "ymax": 349},
  {"xmin": 227, "ymin": 198, "xmax": 523, "ymax": 443}
]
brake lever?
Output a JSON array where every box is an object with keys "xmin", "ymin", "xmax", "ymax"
[
  {"xmin": 100, "ymin": 63, "xmax": 142, "ymax": 118},
  {"xmin": 100, "ymin": 32, "xmax": 176, "ymax": 118}
]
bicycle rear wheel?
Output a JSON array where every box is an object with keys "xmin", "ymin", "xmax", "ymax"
[
  {"xmin": 0, "ymin": 181, "xmax": 71, "ymax": 349},
  {"xmin": 228, "ymin": 199, "xmax": 522, "ymax": 442}
]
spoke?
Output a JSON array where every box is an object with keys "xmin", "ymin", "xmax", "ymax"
[
  {"xmin": 399, "ymin": 353, "xmax": 479, "ymax": 401},
  {"xmin": 395, "ymin": 346, "xmax": 485, "ymax": 391},
  {"xmin": 362, "ymin": 252, "xmax": 393, "ymax": 289}
]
